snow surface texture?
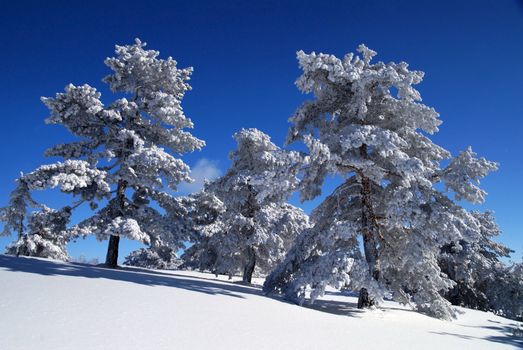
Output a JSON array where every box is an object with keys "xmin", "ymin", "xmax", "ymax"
[{"xmin": 0, "ymin": 255, "xmax": 521, "ymax": 350}]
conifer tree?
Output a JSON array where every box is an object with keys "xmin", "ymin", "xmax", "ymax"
[
  {"xmin": 439, "ymin": 210, "xmax": 512, "ymax": 309},
  {"xmin": 0, "ymin": 178, "xmax": 40, "ymax": 241},
  {"xmin": 1, "ymin": 39, "xmax": 204, "ymax": 267},
  {"xmin": 486, "ymin": 261, "xmax": 523, "ymax": 321},
  {"xmin": 6, "ymin": 206, "xmax": 72, "ymax": 261},
  {"xmin": 183, "ymin": 129, "xmax": 309, "ymax": 283},
  {"xmin": 263, "ymin": 45, "xmax": 498, "ymax": 319}
]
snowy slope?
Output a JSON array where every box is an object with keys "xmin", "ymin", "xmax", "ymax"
[{"xmin": 0, "ymin": 255, "xmax": 521, "ymax": 350}]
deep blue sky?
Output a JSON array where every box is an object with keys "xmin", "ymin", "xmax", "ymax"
[{"xmin": 1, "ymin": 0, "xmax": 522, "ymax": 262}]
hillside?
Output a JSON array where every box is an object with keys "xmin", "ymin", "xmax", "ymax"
[{"xmin": 0, "ymin": 255, "xmax": 521, "ymax": 350}]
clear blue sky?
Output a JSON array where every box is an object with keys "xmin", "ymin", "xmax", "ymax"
[{"xmin": 0, "ymin": 0, "xmax": 522, "ymax": 263}]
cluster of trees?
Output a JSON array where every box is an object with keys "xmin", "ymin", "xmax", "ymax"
[{"xmin": 0, "ymin": 39, "xmax": 521, "ymax": 321}]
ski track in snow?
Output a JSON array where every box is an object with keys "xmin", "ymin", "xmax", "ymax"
[{"xmin": 0, "ymin": 255, "xmax": 521, "ymax": 350}]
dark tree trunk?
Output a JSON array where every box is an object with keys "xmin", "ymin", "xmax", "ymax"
[
  {"xmin": 15, "ymin": 218, "xmax": 24, "ymax": 257},
  {"xmin": 18, "ymin": 218, "xmax": 23, "ymax": 241},
  {"xmin": 241, "ymin": 184, "xmax": 258, "ymax": 284},
  {"xmin": 358, "ymin": 145, "xmax": 380, "ymax": 309},
  {"xmin": 105, "ymin": 235, "xmax": 120, "ymax": 268},
  {"xmin": 104, "ymin": 180, "xmax": 127, "ymax": 268},
  {"xmin": 358, "ymin": 287, "xmax": 373, "ymax": 309},
  {"xmin": 242, "ymin": 246, "xmax": 256, "ymax": 284}
]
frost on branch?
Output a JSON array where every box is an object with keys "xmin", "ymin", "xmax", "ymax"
[
  {"xmin": 23, "ymin": 160, "xmax": 111, "ymax": 201},
  {"xmin": 440, "ymin": 147, "xmax": 498, "ymax": 203},
  {"xmin": 264, "ymin": 45, "xmax": 499, "ymax": 319},
  {"xmin": 42, "ymin": 84, "xmax": 105, "ymax": 139}
]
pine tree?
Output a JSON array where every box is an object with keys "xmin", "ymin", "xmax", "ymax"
[
  {"xmin": 486, "ymin": 261, "xmax": 523, "ymax": 321},
  {"xmin": 439, "ymin": 210, "xmax": 512, "ymax": 309},
  {"xmin": 2, "ymin": 39, "xmax": 204, "ymax": 267},
  {"xmin": 183, "ymin": 129, "xmax": 309, "ymax": 283},
  {"xmin": 438, "ymin": 208, "xmax": 522, "ymax": 321},
  {"xmin": 6, "ymin": 206, "xmax": 72, "ymax": 261},
  {"xmin": 0, "ymin": 177, "xmax": 40, "ymax": 241},
  {"xmin": 263, "ymin": 45, "xmax": 498, "ymax": 319}
]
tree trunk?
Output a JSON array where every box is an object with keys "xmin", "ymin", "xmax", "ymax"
[
  {"xmin": 15, "ymin": 218, "xmax": 23, "ymax": 257},
  {"xmin": 104, "ymin": 180, "xmax": 127, "ymax": 268},
  {"xmin": 359, "ymin": 220, "xmax": 378, "ymax": 309},
  {"xmin": 358, "ymin": 145, "xmax": 380, "ymax": 309},
  {"xmin": 358, "ymin": 287, "xmax": 373, "ymax": 309},
  {"xmin": 241, "ymin": 184, "xmax": 258, "ymax": 284},
  {"xmin": 105, "ymin": 235, "xmax": 120, "ymax": 268},
  {"xmin": 242, "ymin": 246, "xmax": 256, "ymax": 284}
]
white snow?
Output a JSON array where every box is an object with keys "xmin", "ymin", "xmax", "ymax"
[{"xmin": 0, "ymin": 255, "xmax": 521, "ymax": 350}]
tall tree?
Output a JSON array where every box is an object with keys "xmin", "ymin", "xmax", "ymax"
[
  {"xmin": 183, "ymin": 129, "xmax": 309, "ymax": 283},
  {"xmin": 2, "ymin": 39, "xmax": 204, "ymax": 267},
  {"xmin": 263, "ymin": 45, "xmax": 498, "ymax": 319}
]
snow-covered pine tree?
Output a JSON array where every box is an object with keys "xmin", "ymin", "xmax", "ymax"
[
  {"xmin": 122, "ymin": 190, "xmax": 218, "ymax": 270},
  {"xmin": 439, "ymin": 210, "xmax": 512, "ymax": 310},
  {"xmin": 0, "ymin": 177, "xmax": 40, "ymax": 241},
  {"xmin": 2, "ymin": 39, "xmax": 204, "ymax": 267},
  {"xmin": 177, "ymin": 190, "xmax": 226, "ymax": 270},
  {"xmin": 182, "ymin": 129, "xmax": 309, "ymax": 283},
  {"xmin": 486, "ymin": 261, "xmax": 523, "ymax": 321},
  {"xmin": 184, "ymin": 201, "xmax": 309, "ymax": 281},
  {"xmin": 123, "ymin": 187, "xmax": 223, "ymax": 270},
  {"xmin": 263, "ymin": 45, "xmax": 498, "ymax": 319},
  {"xmin": 6, "ymin": 206, "xmax": 72, "ymax": 261}
]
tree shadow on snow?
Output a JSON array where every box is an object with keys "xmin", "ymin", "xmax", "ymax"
[
  {"xmin": 119, "ymin": 264, "xmax": 262, "ymax": 292},
  {"xmin": 0, "ymin": 255, "xmax": 389, "ymax": 320},
  {"xmin": 0, "ymin": 254, "xmax": 262, "ymax": 300},
  {"xmin": 431, "ymin": 321, "xmax": 523, "ymax": 348},
  {"xmin": 302, "ymin": 299, "xmax": 364, "ymax": 317}
]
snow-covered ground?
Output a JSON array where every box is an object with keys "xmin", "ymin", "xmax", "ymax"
[{"xmin": 0, "ymin": 255, "xmax": 521, "ymax": 350}]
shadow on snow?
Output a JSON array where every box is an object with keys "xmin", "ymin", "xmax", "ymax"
[
  {"xmin": 431, "ymin": 318, "xmax": 523, "ymax": 348},
  {"xmin": 2, "ymin": 254, "xmax": 521, "ymax": 348},
  {"xmin": 0, "ymin": 254, "xmax": 259, "ymax": 299},
  {"xmin": 302, "ymin": 298, "xmax": 365, "ymax": 317}
]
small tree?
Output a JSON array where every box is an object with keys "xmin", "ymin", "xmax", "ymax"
[
  {"xmin": 125, "ymin": 190, "xmax": 223, "ymax": 270},
  {"xmin": 486, "ymin": 262, "xmax": 523, "ymax": 321},
  {"xmin": 0, "ymin": 178, "xmax": 40, "ymax": 241},
  {"xmin": 263, "ymin": 46, "xmax": 498, "ymax": 319},
  {"xmin": 6, "ymin": 206, "xmax": 72, "ymax": 261},
  {"xmin": 439, "ymin": 210, "xmax": 512, "ymax": 309},
  {"xmin": 2, "ymin": 39, "xmax": 204, "ymax": 267},
  {"xmin": 183, "ymin": 129, "xmax": 309, "ymax": 283},
  {"xmin": 184, "ymin": 201, "xmax": 309, "ymax": 281},
  {"xmin": 439, "ymin": 208, "xmax": 522, "ymax": 321}
]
